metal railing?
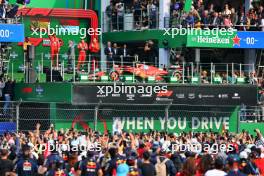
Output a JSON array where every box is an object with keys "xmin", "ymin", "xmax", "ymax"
[
  {"xmin": 103, "ymin": 9, "xmax": 159, "ymax": 32},
  {"xmin": 164, "ymin": 16, "xmax": 264, "ymax": 31},
  {"xmin": 7, "ymin": 53, "xmax": 262, "ymax": 85},
  {"xmin": 239, "ymin": 106, "xmax": 264, "ymax": 122}
]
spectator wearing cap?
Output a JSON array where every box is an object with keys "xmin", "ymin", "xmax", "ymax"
[
  {"xmin": 226, "ymin": 155, "xmax": 246, "ymax": 176},
  {"xmin": 0, "ymin": 149, "xmax": 15, "ymax": 176},
  {"xmin": 77, "ymin": 150, "xmax": 103, "ymax": 176},
  {"xmin": 204, "ymin": 157, "xmax": 227, "ymax": 176},
  {"xmin": 15, "ymin": 145, "xmax": 38, "ymax": 176},
  {"xmin": 116, "ymin": 162, "xmax": 129, "ymax": 176}
]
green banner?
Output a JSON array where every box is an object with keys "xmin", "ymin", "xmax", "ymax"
[
  {"xmin": 187, "ymin": 29, "xmax": 237, "ymax": 48},
  {"xmin": 53, "ymin": 105, "xmax": 239, "ymax": 133},
  {"xmin": 15, "ymin": 83, "xmax": 72, "ymax": 103},
  {"xmin": 184, "ymin": 0, "xmax": 193, "ymax": 12}
]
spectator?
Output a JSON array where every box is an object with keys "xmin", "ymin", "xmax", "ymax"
[
  {"xmin": 116, "ymin": 2, "xmax": 124, "ymax": 31},
  {"xmin": 3, "ymin": 78, "xmax": 14, "ymax": 116},
  {"xmin": 67, "ymin": 40, "xmax": 75, "ymax": 72},
  {"xmin": 238, "ymin": 11, "xmax": 247, "ymax": 31},
  {"xmin": 230, "ymin": 8, "xmax": 238, "ymax": 27},
  {"xmin": 119, "ymin": 44, "xmax": 130, "ymax": 64},
  {"xmin": 179, "ymin": 157, "xmax": 197, "ymax": 176},
  {"xmin": 104, "ymin": 41, "xmax": 113, "ymax": 70},
  {"xmin": 0, "ymin": 149, "xmax": 15, "ymax": 176},
  {"xmin": 211, "ymin": 12, "xmax": 221, "ymax": 28},
  {"xmin": 112, "ymin": 43, "xmax": 119, "ymax": 63},
  {"xmin": 0, "ymin": 78, "xmax": 5, "ymax": 101},
  {"xmin": 186, "ymin": 12, "xmax": 195, "ymax": 27},
  {"xmin": 155, "ymin": 149, "xmax": 176, "ymax": 176},
  {"xmin": 223, "ymin": 4, "xmax": 232, "ymax": 16},
  {"xmin": 224, "ymin": 14, "xmax": 233, "ymax": 28},
  {"xmin": 204, "ymin": 157, "xmax": 227, "ymax": 176},
  {"xmin": 139, "ymin": 151, "xmax": 155, "ymax": 176}
]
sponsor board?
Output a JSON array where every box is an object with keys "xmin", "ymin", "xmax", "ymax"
[
  {"xmin": 187, "ymin": 30, "xmax": 264, "ymax": 49},
  {"xmin": 73, "ymin": 84, "xmax": 257, "ymax": 106}
]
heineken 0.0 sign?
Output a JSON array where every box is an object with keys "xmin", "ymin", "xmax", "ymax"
[
  {"xmin": 187, "ymin": 29, "xmax": 236, "ymax": 48},
  {"xmin": 187, "ymin": 30, "xmax": 264, "ymax": 49}
]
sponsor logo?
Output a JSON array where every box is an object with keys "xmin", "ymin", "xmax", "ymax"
[
  {"xmin": 157, "ymin": 90, "xmax": 173, "ymax": 97},
  {"xmin": 176, "ymin": 94, "xmax": 185, "ymax": 99},
  {"xmin": 198, "ymin": 94, "xmax": 215, "ymax": 99},
  {"xmin": 96, "ymin": 83, "xmax": 168, "ymax": 97},
  {"xmin": 188, "ymin": 93, "xmax": 195, "ymax": 99},
  {"xmin": 218, "ymin": 94, "xmax": 229, "ymax": 99},
  {"xmin": 195, "ymin": 36, "xmax": 230, "ymax": 44},
  {"xmin": 22, "ymin": 87, "xmax": 33, "ymax": 93},
  {"xmin": 232, "ymin": 93, "xmax": 241, "ymax": 99},
  {"xmin": 36, "ymin": 85, "xmax": 44, "ymax": 95}
]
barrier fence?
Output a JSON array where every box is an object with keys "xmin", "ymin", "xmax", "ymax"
[
  {"xmin": 7, "ymin": 53, "xmax": 262, "ymax": 85},
  {"xmin": 0, "ymin": 101, "xmax": 246, "ymax": 133}
]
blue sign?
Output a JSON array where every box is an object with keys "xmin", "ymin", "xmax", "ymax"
[
  {"xmin": 234, "ymin": 32, "xmax": 264, "ymax": 49},
  {"xmin": 0, "ymin": 122, "xmax": 16, "ymax": 134},
  {"xmin": 0, "ymin": 24, "xmax": 24, "ymax": 42}
]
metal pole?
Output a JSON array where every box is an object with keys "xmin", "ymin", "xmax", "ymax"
[
  {"xmin": 51, "ymin": 60, "xmax": 53, "ymax": 82},
  {"xmin": 165, "ymin": 106, "xmax": 169, "ymax": 132},
  {"xmin": 239, "ymin": 63, "xmax": 242, "ymax": 77},
  {"xmin": 226, "ymin": 64, "xmax": 229, "ymax": 84},
  {"xmin": 191, "ymin": 62, "xmax": 194, "ymax": 81},
  {"xmin": 182, "ymin": 62, "xmax": 185, "ymax": 84},
  {"xmin": 62, "ymin": 61, "xmax": 65, "ymax": 81},
  {"xmin": 56, "ymin": 54, "xmax": 59, "ymax": 70},
  {"xmin": 210, "ymin": 62, "xmax": 213, "ymax": 84},
  {"xmin": 11, "ymin": 62, "xmax": 13, "ymax": 81},
  {"xmin": 73, "ymin": 56, "xmax": 76, "ymax": 83},
  {"xmin": 93, "ymin": 59, "xmax": 96, "ymax": 83},
  {"xmin": 94, "ymin": 105, "xmax": 99, "ymax": 131},
  {"xmin": 16, "ymin": 104, "xmax": 19, "ymax": 132},
  {"xmin": 232, "ymin": 63, "xmax": 234, "ymax": 84},
  {"xmin": 41, "ymin": 53, "xmax": 44, "ymax": 74},
  {"xmin": 38, "ymin": 61, "xmax": 41, "ymax": 82},
  {"xmin": 133, "ymin": 61, "xmax": 135, "ymax": 83},
  {"xmin": 88, "ymin": 54, "xmax": 91, "ymax": 73},
  {"xmin": 23, "ymin": 52, "xmax": 26, "ymax": 74}
]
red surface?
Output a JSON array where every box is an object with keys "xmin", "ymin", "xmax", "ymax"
[{"xmin": 16, "ymin": 8, "xmax": 99, "ymax": 43}]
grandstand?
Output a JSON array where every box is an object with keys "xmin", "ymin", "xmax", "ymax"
[{"xmin": 0, "ymin": 0, "xmax": 263, "ymax": 175}]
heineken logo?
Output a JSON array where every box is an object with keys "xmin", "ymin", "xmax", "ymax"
[{"xmin": 194, "ymin": 36, "xmax": 230, "ymax": 44}]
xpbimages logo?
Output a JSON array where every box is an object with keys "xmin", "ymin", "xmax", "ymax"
[
  {"xmin": 96, "ymin": 84, "xmax": 168, "ymax": 97},
  {"xmin": 31, "ymin": 25, "xmax": 102, "ymax": 38}
]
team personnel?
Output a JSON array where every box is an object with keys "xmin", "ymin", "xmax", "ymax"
[
  {"xmin": 77, "ymin": 39, "xmax": 88, "ymax": 71},
  {"xmin": 49, "ymin": 34, "xmax": 61, "ymax": 68}
]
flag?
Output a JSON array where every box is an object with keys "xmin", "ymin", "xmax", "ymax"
[{"xmin": 184, "ymin": 0, "xmax": 192, "ymax": 12}]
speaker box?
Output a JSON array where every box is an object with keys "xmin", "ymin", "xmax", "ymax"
[{"xmin": 46, "ymin": 69, "xmax": 63, "ymax": 82}]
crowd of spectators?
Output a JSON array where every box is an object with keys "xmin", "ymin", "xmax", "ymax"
[
  {"xmin": 105, "ymin": 0, "xmax": 159, "ymax": 31},
  {"xmin": 0, "ymin": 0, "xmax": 22, "ymax": 23},
  {"xmin": 105, "ymin": 0, "xmax": 264, "ymax": 31},
  {"xmin": 0, "ymin": 123, "xmax": 264, "ymax": 176},
  {"xmin": 169, "ymin": 0, "xmax": 264, "ymax": 30}
]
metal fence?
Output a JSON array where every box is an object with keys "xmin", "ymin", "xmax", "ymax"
[
  {"xmin": 0, "ymin": 102, "xmax": 245, "ymax": 133},
  {"xmin": 7, "ymin": 53, "xmax": 261, "ymax": 85},
  {"xmin": 102, "ymin": 9, "xmax": 159, "ymax": 32}
]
